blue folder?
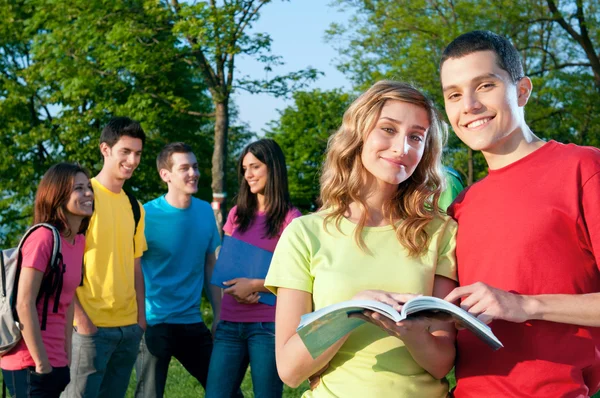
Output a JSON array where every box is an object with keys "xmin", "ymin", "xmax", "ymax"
[{"xmin": 211, "ymin": 236, "xmax": 276, "ymax": 306}]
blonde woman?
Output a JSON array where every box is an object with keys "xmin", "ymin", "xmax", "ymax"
[{"xmin": 265, "ymin": 81, "xmax": 458, "ymax": 397}]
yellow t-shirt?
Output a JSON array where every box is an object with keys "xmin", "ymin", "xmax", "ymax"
[
  {"xmin": 77, "ymin": 178, "xmax": 147, "ymax": 327},
  {"xmin": 265, "ymin": 213, "xmax": 457, "ymax": 398}
]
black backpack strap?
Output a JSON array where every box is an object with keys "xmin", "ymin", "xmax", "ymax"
[{"xmin": 123, "ymin": 189, "xmax": 141, "ymax": 252}]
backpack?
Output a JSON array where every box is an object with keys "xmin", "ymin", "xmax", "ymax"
[
  {"xmin": 123, "ymin": 189, "xmax": 141, "ymax": 251},
  {"xmin": 0, "ymin": 223, "xmax": 64, "ymax": 356}
]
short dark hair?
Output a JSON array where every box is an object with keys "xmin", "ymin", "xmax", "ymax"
[
  {"xmin": 235, "ymin": 139, "xmax": 293, "ymax": 239},
  {"xmin": 440, "ymin": 30, "xmax": 524, "ymax": 83},
  {"xmin": 100, "ymin": 117, "xmax": 146, "ymax": 147},
  {"xmin": 34, "ymin": 162, "xmax": 92, "ymax": 237},
  {"xmin": 156, "ymin": 142, "xmax": 194, "ymax": 173}
]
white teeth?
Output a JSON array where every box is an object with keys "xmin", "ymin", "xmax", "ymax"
[
  {"xmin": 467, "ymin": 118, "xmax": 491, "ymax": 128},
  {"xmin": 82, "ymin": 201, "xmax": 93, "ymax": 206}
]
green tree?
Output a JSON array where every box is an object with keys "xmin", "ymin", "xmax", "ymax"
[
  {"xmin": 0, "ymin": 0, "xmax": 219, "ymax": 245},
  {"xmin": 327, "ymin": 0, "xmax": 600, "ymax": 184},
  {"xmin": 169, "ymin": 0, "xmax": 321, "ymax": 227},
  {"xmin": 266, "ymin": 89, "xmax": 352, "ymax": 211}
]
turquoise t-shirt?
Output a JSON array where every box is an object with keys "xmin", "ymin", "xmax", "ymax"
[{"xmin": 142, "ymin": 196, "xmax": 220, "ymax": 325}]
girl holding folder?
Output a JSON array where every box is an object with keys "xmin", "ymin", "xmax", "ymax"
[
  {"xmin": 265, "ymin": 81, "xmax": 458, "ymax": 397},
  {"xmin": 206, "ymin": 139, "xmax": 301, "ymax": 398}
]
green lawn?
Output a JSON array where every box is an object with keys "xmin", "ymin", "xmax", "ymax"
[{"xmin": 124, "ymin": 360, "xmax": 309, "ymax": 397}]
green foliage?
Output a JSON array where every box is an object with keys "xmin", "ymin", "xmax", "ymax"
[
  {"xmin": 266, "ymin": 89, "xmax": 352, "ymax": 211},
  {"xmin": 327, "ymin": 0, "xmax": 600, "ymax": 182},
  {"xmin": 0, "ymin": 0, "xmax": 260, "ymax": 246},
  {"xmin": 168, "ymin": 0, "xmax": 321, "ymax": 217}
]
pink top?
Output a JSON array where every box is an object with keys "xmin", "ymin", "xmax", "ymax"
[
  {"xmin": 1, "ymin": 228, "xmax": 84, "ymax": 370},
  {"xmin": 220, "ymin": 205, "xmax": 301, "ymax": 323}
]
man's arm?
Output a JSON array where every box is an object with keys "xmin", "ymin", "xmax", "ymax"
[
  {"xmin": 134, "ymin": 257, "xmax": 146, "ymax": 330},
  {"xmin": 444, "ymin": 282, "xmax": 600, "ymax": 327},
  {"xmin": 204, "ymin": 251, "xmax": 221, "ymax": 335},
  {"xmin": 73, "ymin": 295, "xmax": 97, "ymax": 335}
]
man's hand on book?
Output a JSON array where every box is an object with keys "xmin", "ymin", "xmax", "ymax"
[
  {"xmin": 351, "ymin": 289, "xmax": 419, "ymax": 312},
  {"xmin": 444, "ymin": 282, "xmax": 530, "ymax": 324},
  {"xmin": 224, "ymin": 278, "xmax": 261, "ymax": 304}
]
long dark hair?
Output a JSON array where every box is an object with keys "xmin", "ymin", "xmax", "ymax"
[
  {"xmin": 235, "ymin": 139, "xmax": 293, "ymax": 238},
  {"xmin": 34, "ymin": 163, "xmax": 92, "ymax": 238}
]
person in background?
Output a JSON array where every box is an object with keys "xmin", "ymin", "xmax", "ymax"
[
  {"xmin": 2, "ymin": 163, "xmax": 93, "ymax": 397},
  {"xmin": 439, "ymin": 167, "xmax": 464, "ymax": 211},
  {"xmin": 64, "ymin": 117, "xmax": 147, "ymax": 398},
  {"xmin": 205, "ymin": 139, "xmax": 302, "ymax": 398},
  {"xmin": 135, "ymin": 142, "xmax": 221, "ymax": 398},
  {"xmin": 265, "ymin": 80, "xmax": 458, "ymax": 397}
]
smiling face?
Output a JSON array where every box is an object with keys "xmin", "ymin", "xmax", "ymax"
[
  {"xmin": 100, "ymin": 135, "xmax": 143, "ymax": 181},
  {"xmin": 361, "ymin": 100, "xmax": 429, "ymax": 188},
  {"xmin": 160, "ymin": 152, "xmax": 199, "ymax": 195},
  {"xmin": 441, "ymin": 51, "xmax": 531, "ymax": 155},
  {"xmin": 242, "ymin": 152, "xmax": 268, "ymax": 195},
  {"xmin": 64, "ymin": 172, "xmax": 94, "ymax": 218}
]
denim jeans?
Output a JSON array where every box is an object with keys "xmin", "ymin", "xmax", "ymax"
[
  {"xmin": 205, "ymin": 321, "xmax": 283, "ymax": 398},
  {"xmin": 62, "ymin": 324, "xmax": 144, "ymax": 398},
  {"xmin": 134, "ymin": 322, "xmax": 213, "ymax": 398},
  {"xmin": 2, "ymin": 366, "xmax": 70, "ymax": 398}
]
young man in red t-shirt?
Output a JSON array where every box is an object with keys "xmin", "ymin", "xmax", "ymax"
[{"xmin": 440, "ymin": 30, "xmax": 600, "ymax": 397}]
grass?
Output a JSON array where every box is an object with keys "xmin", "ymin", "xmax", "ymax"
[{"xmin": 124, "ymin": 361, "xmax": 309, "ymax": 397}]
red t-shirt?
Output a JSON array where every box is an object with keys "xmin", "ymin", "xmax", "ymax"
[
  {"xmin": 1, "ymin": 228, "xmax": 84, "ymax": 370},
  {"xmin": 220, "ymin": 206, "xmax": 301, "ymax": 323},
  {"xmin": 449, "ymin": 141, "xmax": 600, "ymax": 398}
]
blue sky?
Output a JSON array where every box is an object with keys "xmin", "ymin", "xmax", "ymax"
[{"xmin": 232, "ymin": 1, "xmax": 352, "ymax": 134}]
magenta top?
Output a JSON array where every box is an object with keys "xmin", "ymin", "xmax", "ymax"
[
  {"xmin": 2, "ymin": 228, "xmax": 84, "ymax": 370},
  {"xmin": 220, "ymin": 205, "xmax": 301, "ymax": 323}
]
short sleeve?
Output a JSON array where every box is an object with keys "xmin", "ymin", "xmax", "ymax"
[
  {"xmin": 265, "ymin": 218, "xmax": 314, "ymax": 295},
  {"xmin": 20, "ymin": 227, "xmax": 54, "ymax": 274},
  {"xmin": 223, "ymin": 206, "xmax": 237, "ymax": 236},
  {"xmin": 134, "ymin": 201, "xmax": 147, "ymax": 258},
  {"xmin": 434, "ymin": 217, "xmax": 458, "ymax": 281},
  {"xmin": 581, "ymin": 171, "xmax": 600, "ymax": 270}
]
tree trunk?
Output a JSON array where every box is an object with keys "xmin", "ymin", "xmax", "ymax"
[
  {"xmin": 467, "ymin": 147, "xmax": 474, "ymax": 186},
  {"xmin": 211, "ymin": 99, "xmax": 229, "ymax": 233}
]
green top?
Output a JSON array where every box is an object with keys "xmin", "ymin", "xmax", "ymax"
[
  {"xmin": 265, "ymin": 213, "xmax": 457, "ymax": 398},
  {"xmin": 439, "ymin": 168, "xmax": 465, "ymax": 211}
]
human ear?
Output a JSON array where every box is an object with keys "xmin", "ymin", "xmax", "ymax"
[
  {"xmin": 517, "ymin": 77, "xmax": 532, "ymax": 107},
  {"xmin": 159, "ymin": 168, "xmax": 171, "ymax": 184},
  {"xmin": 99, "ymin": 142, "xmax": 111, "ymax": 158}
]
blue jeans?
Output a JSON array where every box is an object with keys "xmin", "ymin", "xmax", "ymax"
[
  {"xmin": 205, "ymin": 321, "xmax": 282, "ymax": 398},
  {"xmin": 134, "ymin": 322, "xmax": 213, "ymax": 398},
  {"xmin": 62, "ymin": 324, "xmax": 144, "ymax": 398},
  {"xmin": 2, "ymin": 366, "xmax": 70, "ymax": 398}
]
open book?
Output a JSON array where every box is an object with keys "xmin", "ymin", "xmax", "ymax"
[{"xmin": 297, "ymin": 296, "xmax": 503, "ymax": 359}]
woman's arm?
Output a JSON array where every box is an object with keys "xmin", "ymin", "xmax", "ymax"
[
  {"xmin": 361, "ymin": 276, "xmax": 457, "ymax": 379},
  {"xmin": 275, "ymin": 288, "xmax": 350, "ymax": 388},
  {"xmin": 15, "ymin": 267, "xmax": 52, "ymax": 374},
  {"xmin": 65, "ymin": 299, "xmax": 75, "ymax": 365}
]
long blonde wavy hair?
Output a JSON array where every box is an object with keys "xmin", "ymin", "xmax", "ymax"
[{"xmin": 319, "ymin": 80, "xmax": 447, "ymax": 256}]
